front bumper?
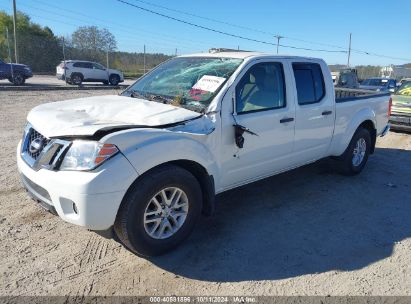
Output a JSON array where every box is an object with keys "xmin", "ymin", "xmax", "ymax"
[
  {"xmin": 23, "ymin": 70, "xmax": 33, "ymax": 78},
  {"xmin": 390, "ymin": 114, "xmax": 411, "ymax": 132},
  {"xmin": 17, "ymin": 141, "xmax": 139, "ymax": 230}
]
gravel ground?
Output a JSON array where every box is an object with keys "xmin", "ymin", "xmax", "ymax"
[{"xmin": 0, "ymin": 90, "xmax": 410, "ymax": 296}]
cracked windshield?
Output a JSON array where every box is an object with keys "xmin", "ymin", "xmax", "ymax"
[{"xmin": 123, "ymin": 57, "xmax": 243, "ymax": 113}]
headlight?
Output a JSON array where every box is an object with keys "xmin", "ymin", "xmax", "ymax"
[
  {"xmin": 24, "ymin": 67, "xmax": 31, "ymax": 71},
  {"xmin": 60, "ymin": 141, "xmax": 119, "ymax": 171}
]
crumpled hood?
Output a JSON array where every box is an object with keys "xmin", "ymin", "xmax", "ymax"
[{"xmin": 27, "ymin": 95, "xmax": 200, "ymax": 138}]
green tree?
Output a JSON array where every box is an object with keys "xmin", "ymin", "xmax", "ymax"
[
  {"xmin": 72, "ymin": 26, "xmax": 117, "ymax": 51},
  {"xmin": 0, "ymin": 10, "xmax": 62, "ymax": 71}
]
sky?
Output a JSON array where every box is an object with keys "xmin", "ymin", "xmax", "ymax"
[{"xmin": 1, "ymin": 0, "xmax": 410, "ymax": 66}]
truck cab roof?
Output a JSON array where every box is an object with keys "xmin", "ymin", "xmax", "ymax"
[{"xmin": 179, "ymin": 50, "xmax": 323, "ymax": 62}]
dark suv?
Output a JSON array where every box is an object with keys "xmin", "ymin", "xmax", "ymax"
[{"xmin": 0, "ymin": 59, "xmax": 33, "ymax": 85}]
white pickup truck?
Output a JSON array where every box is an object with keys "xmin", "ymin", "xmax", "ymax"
[{"xmin": 17, "ymin": 50, "xmax": 391, "ymax": 256}]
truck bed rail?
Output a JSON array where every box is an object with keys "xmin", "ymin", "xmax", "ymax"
[{"xmin": 335, "ymin": 88, "xmax": 390, "ymax": 103}]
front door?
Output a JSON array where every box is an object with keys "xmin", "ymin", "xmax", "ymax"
[
  {"xmin": 91, "ymin": 63, "xmax": 108, "ymax": 81},
  {"xmin": 219, "ymin": 60, "xmax": 296, "ymax": 189}
]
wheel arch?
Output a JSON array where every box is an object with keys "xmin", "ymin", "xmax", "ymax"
[
  {"xmin": 70, "ymin": 72, "xmax": 83, "ymax": 80},
  {"xmin": 358, "ymin": 120, "xmax": 377, "ymax": 154},
  {"xmin": 121, "ymin": 160, "xmax": 215, "ymax": 217},
  {"xmin": 331, "ymin": 107, "xmax": 377, "ymax": 157},
  {"xmin": 109, "ymin": 73, "xmax": 120, "ymax": 78}
]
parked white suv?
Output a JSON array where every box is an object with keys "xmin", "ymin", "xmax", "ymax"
[
  {"xmin": 56, "ymin": 60, "xmax": 124, "ymax": 85},
  {"xmin": 20, "ymin": 51, "xmax": 390, "ymax": 256}
]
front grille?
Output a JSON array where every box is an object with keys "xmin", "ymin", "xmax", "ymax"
[
  {"xmin": 26, "ymin": 128, "xmax": 50, "ymax": 160},
  {"xmin": 21, "ymin": 123, "xmax": 71, "ymax": 171}
]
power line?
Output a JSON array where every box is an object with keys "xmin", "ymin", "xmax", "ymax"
[
  {"xmin": 129, "ymin": 0, "xmax": 274, "ymax": 36},
  {"xmin": 114, "ymin": 0, "xmax": 347, "ymax": 53},
  {"xmin": 128, "ymin": 0, "xmax": 350, "ymax": 51},
  {"xmin": 14, "ymin": 3, "xmax": 207, "ymax": 53},
  {"xmin": 23, "ymin": 0, "xmax": 212, "ymax": 48},
  {"xmin": 126, "ymin": 0, "xmax": 411, "ymax": 62}
]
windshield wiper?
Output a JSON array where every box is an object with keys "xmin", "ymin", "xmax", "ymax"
[
  {"xmin": 147, "ymin": 94, "xmax": 173, "ymax": 104},
  {"xmin": 129, "ymin": 90, "xmax": 148, "ymax": 100}
]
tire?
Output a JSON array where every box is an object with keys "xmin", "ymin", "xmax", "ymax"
[
  {"xmin": 337, "ymin": 127, "xmax": 371, "ymax": 176},
  {"xmin": 12, "ymin": 73, "xmax": 25, "ymax": 85},
  {"xmin": 114, "ymin": 165, "xmax": 203, "ymax": 257},
  {"xmin": 70, "ymin": 73, "xmax": 83, "ymax": 85},
  {"xmin": 109, "ymin": 74, "xmax": 120, "ymax": 86}
]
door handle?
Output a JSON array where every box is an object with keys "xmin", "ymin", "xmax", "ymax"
[
  {"xmin": 280, "ymin": 117, "xmax": 294, "ymax": 123},
  {"xmin": 322, "ymin": 110, "xmax": 333, "ymax": 116}
]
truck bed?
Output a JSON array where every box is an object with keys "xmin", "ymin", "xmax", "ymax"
[{"xmin": 335, "ymin": 88, "xmax": 390, "ymax": 103}]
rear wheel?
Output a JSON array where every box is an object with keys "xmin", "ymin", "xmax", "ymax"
[
  {"xmin": 114, "ymin": 165, "xmax": 202, "ymax": 256},
  {"xmin": 337, "ymin": 127, "xmax": 371, "ymax": 175},
  {"xmin": 70, "ymin": 73, "xmax": 83, "ymax": 85}
]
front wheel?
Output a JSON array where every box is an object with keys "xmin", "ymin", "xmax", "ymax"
[
  {"xmin": 109, "ymin": 74, "xmax": 120, "ymax": 85},
  {"xmin": 337, "ymin": 127, "xmax": 371, "ymax": 175},
  {"xmin": 114, "ymin": 165, "xmax": 203, "ymax": 256}
]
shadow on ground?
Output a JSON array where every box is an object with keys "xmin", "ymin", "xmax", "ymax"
[{"xmin": 149, "ymin": 147, "xmax": 411, "ymax": 282}]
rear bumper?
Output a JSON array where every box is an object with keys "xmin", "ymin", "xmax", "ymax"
[
  {"xmin": 389, "ymin": 114, "xmax": 411, "ymax": 132},
  {"xmin": 380, "ymin": 124, "xmax": 390, "ymax": 137}
]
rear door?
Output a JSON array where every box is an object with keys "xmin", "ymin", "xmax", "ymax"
[
  {"xmin": 72, "ymin": 62, "xmax": 93, "ymax": 80},
  {"xmin": 290, "ymin": 61, "xmax": 335, "ymax": 162}
]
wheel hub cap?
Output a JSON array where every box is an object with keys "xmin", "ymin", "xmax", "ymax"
[
  {"xmin": 352, "ymin": 138, "xmax": 366, "ymax": 167},
  {"xmin": 143, "ymin": 187, "xmax": 189, "ymax": 240}
]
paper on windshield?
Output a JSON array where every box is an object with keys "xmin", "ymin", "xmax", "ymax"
[{"xmin": 192, "ymin": 75, "xmax": 226, "ymax": 93}]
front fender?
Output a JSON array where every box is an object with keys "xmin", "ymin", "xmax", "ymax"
[{"xmin": 102, "ymin": 128, "xmax": 219, "ymax": 182}]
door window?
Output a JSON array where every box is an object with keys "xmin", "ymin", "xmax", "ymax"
[
  {"xmin": 93, "ymin": 63, "xmax": 105, "ymax": 70},
  {"xmin": 235, "ymin": 62, "xmax": 286, "ymax": 114},
  {"xmin": 293, "ymin": 63, "xmax": 325, "ymax": 105}
]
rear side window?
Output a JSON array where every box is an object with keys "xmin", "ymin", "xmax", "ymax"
[
  {"xmin": 73, "ymin": 62, "xmax": 92, "ymax": 69},
  {"xmin": 293, "ymin": 63, "xmax": 325, "ymax": 105}
]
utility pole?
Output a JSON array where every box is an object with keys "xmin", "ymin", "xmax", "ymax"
[
  {"xmin": 12, "ymin": 0, "xmax": 18, "ymax": 63},
  {"xmin": 62, "ymin": 37, "xmax": 67, "ymax": 84},
  {"xmin": 143, "ymin": 44, "xmax": 146, "ymax": 74},
  {"xmin": 106, "ymin": 48, "xmax": 110, "ymax": 81},
  {"xmin": 274, "ymin": 35, "xmax": 284, "ymax": 54},
  {"xmin": 347, "ymin": 33, "xmax": 352, "ymax": 67},
  {"xmin": 6, "ymin": 27, "xmax": 14, "ymax": 79}
]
